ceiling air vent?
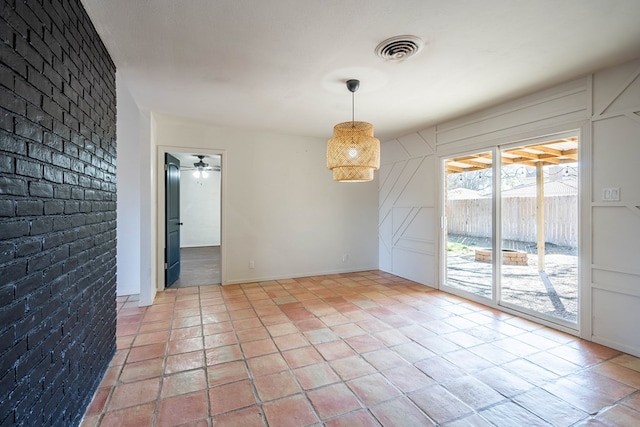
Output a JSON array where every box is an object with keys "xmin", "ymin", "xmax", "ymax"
[{"xmin": 375, "ymin": 35, "xmax": 424, "ymax": 61}]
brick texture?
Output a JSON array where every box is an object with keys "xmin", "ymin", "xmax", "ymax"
[{"xmin": 0, "ymin": 1, "xmax": 117, "ymax": 426}]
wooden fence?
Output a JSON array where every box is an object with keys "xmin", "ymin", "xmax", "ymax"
[{"xmin": 446, "ymin": 195, "xmax": 578, "ymax": 247}]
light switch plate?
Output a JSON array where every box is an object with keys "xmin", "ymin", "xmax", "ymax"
[{"xmin": 602, "ymin": 187, "xmax": 620, "ymax": 201}]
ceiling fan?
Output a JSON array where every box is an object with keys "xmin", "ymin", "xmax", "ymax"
[{"xmin": 182, "ymin": 155, "xmax": 221, "ymax": 178}]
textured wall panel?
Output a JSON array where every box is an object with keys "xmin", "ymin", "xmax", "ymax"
[
  {"xmin": 392, "ymin": 248, "xmax": 435, "ymax": 285},
  {"xmin": 437, "ymin": 78, "xmax": 588, "ymax": 145},
  {"xmin": 592, "ymin": 207, "xmax": 640, "ymax": 269},
  {"xmin": 592, "ymin": 288, "xmax": 640, "ymax": 356},
  {"xmin": 379, "ymin": 126, "xmax": 437, "ymax": 287},
  {"xmin": 590, "ymin": 60, "xmax": 640, "ymax": 355}
]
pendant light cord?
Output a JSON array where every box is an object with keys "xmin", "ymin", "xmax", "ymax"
[
  {"xmin": 351, "ymin": 90, "xmax": 355, "ymax": 127},
  {"xmin": 345, "ymin": 79, "xmax": 359, "ymax": 129}
]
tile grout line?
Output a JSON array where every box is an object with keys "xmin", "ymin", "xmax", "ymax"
[{"xmin": 84, "ymin": 272, "xmax": 640, "ymax": 426}]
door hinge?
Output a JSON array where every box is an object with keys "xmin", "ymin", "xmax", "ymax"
[
  {"xmin": 164, "ymin": 164, "xmax": 168, "ymax": 171},
  {"xmin": 164, "ymin": 262, "xmax": 168, "ymax": 269}
]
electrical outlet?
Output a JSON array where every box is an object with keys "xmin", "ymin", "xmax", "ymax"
[{"xmin": 249, "ymin": 260, "xmax": 255, "ymax": 269}]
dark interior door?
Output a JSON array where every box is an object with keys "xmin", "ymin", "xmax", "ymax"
[{"xmin": 165, "ymin": 153, "xmax": 181, "ymax": 286}]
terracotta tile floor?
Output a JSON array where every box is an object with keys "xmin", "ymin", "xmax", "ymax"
[{"xmin": 81, "ymin": 271, "xmax": 640, "ymax": 426}]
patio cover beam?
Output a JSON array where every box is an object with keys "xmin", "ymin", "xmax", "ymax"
[{"xmin": 445, "ymin": 139, "xmax": 578, "ymax": 175}]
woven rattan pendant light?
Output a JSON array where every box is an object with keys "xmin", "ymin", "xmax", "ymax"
[{"xmin": 327, "ymin": 79, "xmax": 380, "ymax": 182}]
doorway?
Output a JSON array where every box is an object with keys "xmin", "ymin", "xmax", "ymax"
[
  {"xmin": 442, "ymin": 135, "xmax": 579, "ymax": 327},
  {"xmin": 164, "ymin": 151, "xmax": 223, "ymax": 288}
]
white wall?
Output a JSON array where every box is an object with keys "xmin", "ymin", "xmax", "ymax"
[
  {"xmin": 155, "ymin": 116, "xmax": 379, "ymax": 286},
  {"xmin": 139, "ymin": 113, "xmax": 156, "ymax": 306},
  {"xmin": 179, "ymin": 169, "xmax": 221, "ymax": 247},
  {"xmin": 590, "ymin": 59, "xmax": 640, "ymax": 356},
  {"xmin": 115, "ymin": 73, "xmax": 142, "ymax": 296},
  {"xmin": 378, "ymin": 131, "xmax": 437, "ymax": 285},
  {"xmin": 379, "ymin": 58, "xmax": 640, "ymax": 357},
  {"xmin": 115, "ymin": 74, "xmax": 155, "ymax": 305}
]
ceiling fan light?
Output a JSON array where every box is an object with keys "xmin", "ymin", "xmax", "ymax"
[
  {"xmin": 201, "ymin": 170, "xmax": 209, "ymax": 178},
  {"xmin": 193, "ymin": 170, "xmax": 201, "ymax": 178}
]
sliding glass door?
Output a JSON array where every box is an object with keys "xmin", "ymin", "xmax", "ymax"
[
  {"xmin": 499, "ymin": 141, "xmax": 578, "ymax": 325},
  {"xmin": 444, "ymin": 151, "xmax": 494, "ymax": 300},
  {"xmin": 443, "ymin": 136, "xmax": 579, "ymax": 327}
]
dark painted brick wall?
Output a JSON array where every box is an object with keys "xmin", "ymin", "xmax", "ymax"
[{"xmin": 0, "ymin": 0, "xmax": 117, "ymax": 426}]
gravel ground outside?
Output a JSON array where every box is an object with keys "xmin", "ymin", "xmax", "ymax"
[{"xmin": 446, "ymin": 234, "xmax": 578, "ymax": 323}]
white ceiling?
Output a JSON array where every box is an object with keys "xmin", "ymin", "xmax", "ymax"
[{"xmin": 82, "ymin": 0, "xmax": 640, "ymax": 142}]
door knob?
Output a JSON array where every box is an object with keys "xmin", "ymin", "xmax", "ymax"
[{"xmin": 178, "ymin": 222, "xmax": 184, "ymax": 225}]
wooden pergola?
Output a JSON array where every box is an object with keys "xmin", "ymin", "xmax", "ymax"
[{"xmin": 446, "ymin": 137, "xmax": 578, "ymax": 271}]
